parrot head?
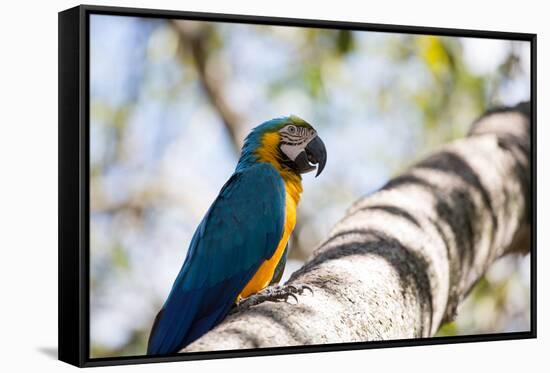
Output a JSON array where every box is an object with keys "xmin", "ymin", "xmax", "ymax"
[{"xmin": 238, "ymin": 115, "xmax": 327, "ymax": 177}]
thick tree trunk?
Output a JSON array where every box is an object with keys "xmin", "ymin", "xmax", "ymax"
[{"xmin": 183, "ymin": 103, "xmax": 531, "ymax": 351}]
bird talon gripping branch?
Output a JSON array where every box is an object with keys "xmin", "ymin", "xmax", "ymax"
[
  {"xmin": 236, "ymin": 283, "xmax": 312, "ymax": 310},
  {"xmin": 287, "ymin": 284, "xmax": 314, "ymax": 297},
  {"xmin": 147, "ymin": 116, "xmax": 327, "ymax": 355}
]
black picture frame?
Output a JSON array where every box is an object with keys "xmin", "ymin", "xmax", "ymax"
[{"xmin": 58, "ymin": 4, "xmax": 537, "ymax": 367}]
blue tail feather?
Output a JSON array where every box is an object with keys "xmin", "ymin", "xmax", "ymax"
[{"xmin": 147, "ymin": 267, "xmax": 257, "ymax": 355}]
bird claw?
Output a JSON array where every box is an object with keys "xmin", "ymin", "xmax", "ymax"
[
  {"xmin": 235, "ymin": 284, "xmax": 314, "ymax": 312},
  {"xmin": 287, "ymin": 284, "xmax": 314, "ymax": 297}
]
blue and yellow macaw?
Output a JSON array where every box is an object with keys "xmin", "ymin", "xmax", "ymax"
[{"xmin": 147, "ymin": 115, "xmax": 327, "ymax": 355}]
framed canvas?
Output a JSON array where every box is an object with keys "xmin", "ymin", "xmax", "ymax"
[{"xmin": 58, "ymin": 4, "xmax": 536, "ymax": 367}]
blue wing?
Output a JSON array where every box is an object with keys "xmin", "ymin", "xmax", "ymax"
[
  {"xmin": 270, "ymin": 244, "xmax": 288, "ymax": 285},
  {"xmin": 147, "ymin": 163, "xmax": 286, "ymax": 355}
]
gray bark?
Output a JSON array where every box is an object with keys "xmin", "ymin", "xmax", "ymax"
[{"xmin": 183, "ymin": 103, "xmax": 531, "ymax": 351}]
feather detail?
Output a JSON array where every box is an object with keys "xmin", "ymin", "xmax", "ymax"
[{"xmin": 147, "ymin": 163, "xmax": 286, "ymax": 354}]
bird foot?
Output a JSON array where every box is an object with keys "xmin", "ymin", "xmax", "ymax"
[{"xmin": 234, "ymin": 284, "xmax": 313, "ymax": 313}]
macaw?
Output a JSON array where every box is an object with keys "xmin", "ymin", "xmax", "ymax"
[{"xmin": 147, "ymin": 115, "xmax": 327, "ymax": 355}]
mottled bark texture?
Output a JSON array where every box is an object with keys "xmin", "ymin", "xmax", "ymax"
[{"xmin": 183, "ymin": 103, "xmax": 531, "ymax": 352}]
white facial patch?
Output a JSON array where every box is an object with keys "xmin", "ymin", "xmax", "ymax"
[
  {"xmin": 280, "ymin": 139, "xmax": 312, "ymax": 161},
  {"xmin": 279, "ymin": 124, "xmax": 316, "ymax": 161}
]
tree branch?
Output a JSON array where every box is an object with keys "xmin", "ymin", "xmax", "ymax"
[
  {"xmin": 180, "ymin": 103, "xmax": 530, "ymax": 351},
  {"xmin": 171, "ymin": 20, "xmax": 245, "ymax": 151}
]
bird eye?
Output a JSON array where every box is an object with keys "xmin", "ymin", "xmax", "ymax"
[{"xmin": 288, "ymin": 125, "xmax": 296, "ymax": 134}]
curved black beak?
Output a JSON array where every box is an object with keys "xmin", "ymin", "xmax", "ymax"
[{"xmin": 293, "ymin": 135, "xmax": 327, "ymax": 177}]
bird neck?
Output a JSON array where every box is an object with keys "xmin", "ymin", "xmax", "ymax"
[{"xmin": 236, "ymin": 131, "xmax": 303, "ymax": 206}]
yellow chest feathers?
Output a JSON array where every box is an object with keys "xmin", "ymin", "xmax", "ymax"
[
  {"xmin": 254, "ymin": 131, "xmax": 303, "ymax": 209},
  {"xmin": 237, "ymin": 132, "xmax": 303, "ymax": 300}
]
